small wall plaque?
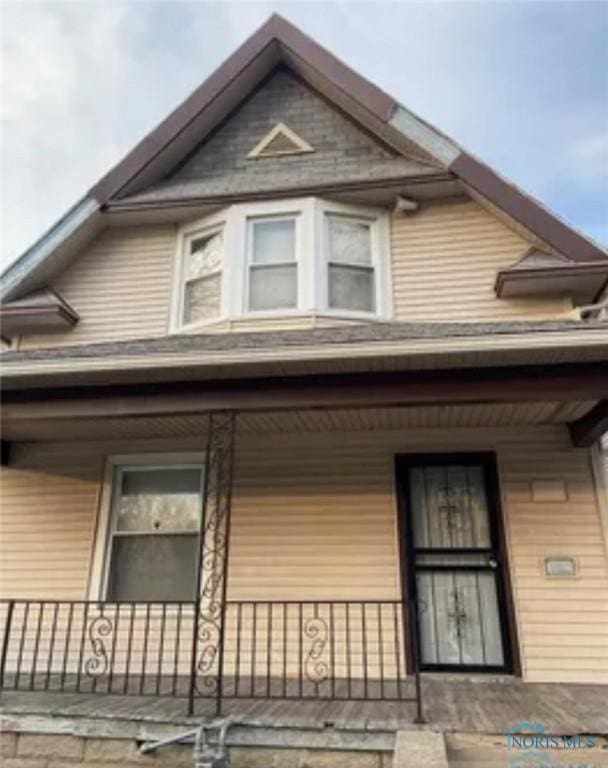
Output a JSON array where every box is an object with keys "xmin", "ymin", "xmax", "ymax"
[
  {"xmin": 544, "ymin": 557, "xmax": 576, "ymax": 577},
  {"xmin": 531, "ymin": 480, "xmax": 568, "ymax": 502}
]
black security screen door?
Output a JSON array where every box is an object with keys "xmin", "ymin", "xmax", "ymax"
[{"xmin": 397, "ymin": 454, "xmax": 513, "ymax": 673}]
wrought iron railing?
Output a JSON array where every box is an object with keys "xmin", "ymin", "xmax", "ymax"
[{"xmin": 0, "ymin": 599, "xmax": 424, "ymax": 721}]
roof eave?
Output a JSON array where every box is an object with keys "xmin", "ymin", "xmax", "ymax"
[{"xmin": 496, "ymin": 263, "xmax": 608, "ymax": 303}]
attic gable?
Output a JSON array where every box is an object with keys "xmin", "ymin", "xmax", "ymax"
[
  {"xmin": 2, "ymin": 14, "xmax": 606, "ymax": 305},
  {"xmin": 117, "ymin": 68, "xmax": 438, "ymax": 205},
  {"xmin": 247, "ymin": 122, "xmax": 314, "ymax": 157}
]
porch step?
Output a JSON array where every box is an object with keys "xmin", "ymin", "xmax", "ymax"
[{"xmin": 392, "ymin": 731, "xmax": 449, "ymax": 768}]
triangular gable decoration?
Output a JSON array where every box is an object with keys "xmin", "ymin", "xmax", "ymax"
[{"xmin": 247, "ymin": 122, "xmax": 314, "ymax": 158}]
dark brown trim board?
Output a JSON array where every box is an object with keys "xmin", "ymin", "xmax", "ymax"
[
  {"xmin": 394, "ymin": 453, "xmax": 521, "ymax": 676},
  {"xmin": 569, "ymin": 401, "xmax": 608, "ymax": 447},
  {"xmin": 0, "ymin": 441, "xmax": 11, "ymax": 466},
  {"xmin": 2, "ymin": 364, "xmax": 606, "ymax": 424},
  {"xmin": 452, "ymin": 153, "xmax": 608, "ymax": 264}
]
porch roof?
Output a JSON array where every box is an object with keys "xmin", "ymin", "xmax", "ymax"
[
  {"xmin": 2, "ymin": 320, "xmax": 607, "ymax": 393},
  {"xmin": 3, "ymin": 319, "xmax": 606, "ymax": 364},
  {"xmin": 0, "ymin": 399, "xmax": 599, "ymax": 444}
]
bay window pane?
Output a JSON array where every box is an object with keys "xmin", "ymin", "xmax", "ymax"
[
  {"xmin": 327, "ymin": 215, "xmax": 372, "ymax": 266},
  {"xmin": 117, "ymin": 468, "xmax": 202, "ymax": 533},
  {"xmin": 107, "ymin": 535, "xmax": 198, "ymax": 602},
  {"xmin": 184, "ymin": 274, "xmax": 221, "ymax": 324},
  {"xmin": 329, "ymin": 265, "xmax": 375, "ymax": 312},
  {"xmin": 249, "ymin": 264, "xmax": 297, "ymax": 310},
  {"xmin": 252, "ymin": 219, "xmax": 295, "ymax": 264},
  {"xmin": 188, "ymin": 231, "xmax": 223, "ymax": 278}
]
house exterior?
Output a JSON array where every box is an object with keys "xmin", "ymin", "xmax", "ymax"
[{"xmin": 1, "ymin": 14, "xmax": 607, "ymax": 768}]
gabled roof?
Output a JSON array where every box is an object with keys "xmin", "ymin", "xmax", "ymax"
[{"xmin": 1, "ymin": 13, "xmax": 606, "ymax": 303}]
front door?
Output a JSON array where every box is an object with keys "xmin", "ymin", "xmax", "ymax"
[{"xmin": 396, "ymin": 454, "xmax": 514, "ymax": 673}]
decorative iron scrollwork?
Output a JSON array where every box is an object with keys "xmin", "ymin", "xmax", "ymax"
[
  {"xmin": 195, "ymin": 411, "xmax": 236, "ymax": 697},
  {"xmin": 448, "ymin": 588, "xmax": 468, "ymax": 640},
  {"xmin": 85, "ymin": 608, "xmax": 113, "ymax": 678},
  {"xmin": 438, "ymin": 488, "xmax": 465, "ymax": 536},
  {"xmin": 304, "ymin": 616, "xmax": 329, "ymax": 684}
]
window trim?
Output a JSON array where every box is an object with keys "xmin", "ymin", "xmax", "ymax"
[
  {"xmin": 171, "ymin": 197, "xmax": 391, "ymax": 333},
  {"xmin": 318, "ymin": 199, "xmax": 391, "ymax": 320},
  {"xmin": 88, "ymin": 452, "xmax": 205, "ymax": 601},
  {"xmin": 181, "ymin": 227, "xmax": 224, "ymax": 328},
  {"xmin": 245, "ymin": 213, "xmax": 301, "ymax": 314},
  {"xmin": 171, "ymin": 209, "xmax": 230, "ymax": 334}
]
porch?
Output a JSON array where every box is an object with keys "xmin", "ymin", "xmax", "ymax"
[
  {"xmin": 1, "ymin": 366, "xmax": 608, "ymax": 733},
  {"xmin": 2, "ymin": 678, "xmax": 608, "ymax": 756}
]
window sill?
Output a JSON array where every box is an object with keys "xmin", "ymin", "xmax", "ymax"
[{"xmin": 171, "ymin": 310, "xmax": 392, "ymax": 336}]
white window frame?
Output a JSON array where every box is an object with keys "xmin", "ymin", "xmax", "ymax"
[
  {"xmin": 171, "ymin": 209, "xmax": 232, "ymax": 333},
  {"xmin": 88, "ymin": 452, "xmax": 205, "ymax": 601},
  {"xmin": 318, "ymin": 199, "xmax": 391, "ymax": 320},
  {"xmin": 170, "ymin": 197, "xmax": 391, "ymax": 332},
  {"xmin": 245, "ymin": 213, "xmax": 301, "ymax": 314}
]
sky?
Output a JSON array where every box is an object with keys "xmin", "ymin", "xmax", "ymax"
[{"xmin": 1, "ymin": 0, "xmax": 607, "ymax": 272}]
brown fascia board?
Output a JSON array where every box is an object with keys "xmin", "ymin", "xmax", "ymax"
[
  {"xmin": 451, "ymin": 153, "xmax": 608, "ymax": 264},
  {"xmin": 569, "ymin": 400, "xmax": 608, "ymax": 447},
  {"xmin": 495, "ymin": 263, "xmax": 608, "ymax": 302},
  {"xmin": 0, "ymin": 290, "xmax": 79, "ymax": 336},
  {"xmin": 0, "ymin": 305, "xmax": 79, "ymax": 336},
  {"xmin": 90, "ymin": 14, "xmax": 399, "ymax": 204}
]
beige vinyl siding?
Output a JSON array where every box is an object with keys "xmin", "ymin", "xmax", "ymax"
[
  {"xmin": 19, "ymin": 225, "xmax": 176, "ymax": 350},
  {"xmin": 1, "ymin": 423, "xmax": 606, "ymax": 683},
  {"xmin": 0, "ymin": 443, "xmax": 104, "ymax": 597},
  {"xmin": 391, "ymin": 199, "xmax": 572, "ymax": 322},
  {"xmin": 16, "ymin": 199, "xmax": 577, "ymax": 351}
]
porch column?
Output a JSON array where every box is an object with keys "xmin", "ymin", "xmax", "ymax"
[{"xmin": 189, "ymin": 410, "xmax": 236, "ymax": 715}]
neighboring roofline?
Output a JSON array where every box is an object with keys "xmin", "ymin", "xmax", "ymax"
[{"xmin": 1, "ymin": 13, "xmax": 606, "ymax": 303}]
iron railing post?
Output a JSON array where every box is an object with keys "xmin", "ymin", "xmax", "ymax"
[
  {"xmin": 212, "ymin": 411, "xmax": 236, "ymax": 717},
  {"xmin": 409, "ymin": 598, "xmax": 426, "ymax": 724},
  {"xmin": 0, "ymin": 600, "xmax": 15, "ymax": 695},
  {"xmin": 188, "ymin": 597, "xmax": 201, "ymax": 716}
]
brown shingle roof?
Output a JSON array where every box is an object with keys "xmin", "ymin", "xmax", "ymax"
[{"xmin": 2, "ymin": 320, "xmax": 605, "ymax": 363}]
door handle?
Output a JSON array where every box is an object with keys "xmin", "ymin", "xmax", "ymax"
[{"xmin": 488, "ymin": 557, "xmax": 498, "ymax": 569}]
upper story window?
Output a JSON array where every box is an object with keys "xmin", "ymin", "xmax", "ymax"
[
  {"xmin": 248, "ymin": 216, "xmax": 298, "ymax": 311},
  {"xmin": 326, "ymin": 214, "xmax": 375, "ymax": 313},
  {"xmin": 183, "ymin": 228, "xmax": 223, "ymax": 325},
  {"xmin": 172, "ymin": 198, "xmax": 390, "ymax": 331}
]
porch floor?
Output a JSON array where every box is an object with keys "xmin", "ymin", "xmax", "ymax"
[{"xmin": 2, "ymin": 678, "xmax": 607, "ymax": 735}]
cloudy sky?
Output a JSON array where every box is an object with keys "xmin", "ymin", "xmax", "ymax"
[{"xmin": 1, "ymin": 1, "xmax": 607, "ymax": 271}]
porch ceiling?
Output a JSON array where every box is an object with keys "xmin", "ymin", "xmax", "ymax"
[{"xmin": 0, "ymin": 401, "xmax": 596, "ymax": 442}]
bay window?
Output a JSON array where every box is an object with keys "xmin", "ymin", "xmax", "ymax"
[
  {"xmin": 181, "ymin": 226, "xmax": 223, "ymax": 326},
  {"xmin": 326, "ymin": 214, "xmax": 375, "ymax": 313},
  {"xmin": 248, "ymin": 216, "xmax": 298, "ymax": 311},
  {"xmin": 173, "ymin": 198, "xmax": 390, "ymax": 330}
]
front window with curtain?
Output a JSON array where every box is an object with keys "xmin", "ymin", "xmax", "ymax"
[
  {"xmin": 326, "ymin": 214, "xmax": 375, "ymax": 313},
  {"xmin": 247, "ymin": 216, "xmax": 298, "ymax": 311},
  {"xmin": 105, "ymin": 465, "xmax": 204, "ymax": 602},
  {"xmin": 182, "ymin": 228, "xmax": 223, "ymax": 325}
]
